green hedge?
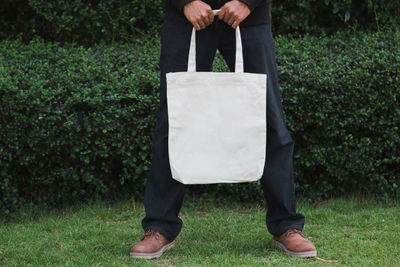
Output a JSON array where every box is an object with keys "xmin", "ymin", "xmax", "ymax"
[
  {"xmin": 0, "ymin": 35, "xmax": 160, "ymax": 213},
  {"xmin": 1, "ymin": 0, "xmax": 399, "ymax": 44},
  {"xmin": 1, "ymin": 29, "xmax": 399, "ymax": 214},
  {"xmin": 0, "ymin": 0, "xmax": 163, "ymax": 44},
  {"xmin": 277, "ymin": 31, "xmax": 400, "ymax": 200},
  {"xmin": 270, "ymin": 0, "xmax": 400, "ymax": 34}
]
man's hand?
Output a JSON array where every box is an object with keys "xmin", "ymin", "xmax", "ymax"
[
  {"xmin": 184, "ymin": 1, "xmax": 214, "ymax": 31},
  {"xmin": 218, "ymin": 0, "xmax": 251, "ymax": 29}
]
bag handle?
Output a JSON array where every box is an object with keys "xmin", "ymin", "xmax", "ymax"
[{"xmin": 187, "ymin": 10, "xmax": 244, "ymax": 73}]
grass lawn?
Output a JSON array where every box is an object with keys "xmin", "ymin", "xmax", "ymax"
[{"xmin": 1, "ymin": 197, "xmax": 399, "ymax": 266}]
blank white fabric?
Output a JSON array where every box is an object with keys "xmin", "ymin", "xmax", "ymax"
[{"xmin": 166, "ymin": 26, "xmax": 267, "ymax": 184}]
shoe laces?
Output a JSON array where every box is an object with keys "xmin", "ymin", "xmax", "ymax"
[
  {"xmin": 284, "ymin": 229, "xmax": 305, "ymax": 238},
  {"xmin": 142, "ymin": 230, "xmax": 160, "ymax": 241}
]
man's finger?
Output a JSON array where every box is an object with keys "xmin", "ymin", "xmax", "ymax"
[
  {"xmin": 198, "ymin": 19, "xmax": 206, "ymax": 30},
  {"xmin": 222, "ymin": 13, "xmax": 231, "ymax": 24},
  {"xmin": 208, "ymin": 11, "xmax": 214, "ymax": 25},
  {"xmin": 232, "ymin": 19, "xmax": 240, "ymax": 29},
  {"xmin": 201, "ymin": 12, "xmax": 210, "ymax": 26},
  {"xmin": 222, "ymin": 9, "xmax": 234, "ymax": 25},
  {"xmin": 193, "ymin": 22, "xmax": 201, "ymax": 31},
  {"xmin": 203, "ymin": 9, "xmax": 213, "ymax": 26},
  {"xmin": 226, "ymin": 14, "xmax": 236, "ymax": 26},
  {"xmin": 218, "ymin": 9, "xmax": 225, "ymax": 21}
]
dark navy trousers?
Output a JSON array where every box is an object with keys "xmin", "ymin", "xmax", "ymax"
[{"xmin": 141, "ymin": 10, "xmax": 305, "ymax": 241}]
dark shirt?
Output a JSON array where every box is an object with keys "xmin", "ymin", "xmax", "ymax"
[{"xmin": 163, "ymin": 0, "xmax": 270, "ymax": 28}]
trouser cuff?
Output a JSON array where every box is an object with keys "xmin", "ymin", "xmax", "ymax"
[{"xmin": 142, "ymin": 224, "xmax": 177, "ymax": 242}]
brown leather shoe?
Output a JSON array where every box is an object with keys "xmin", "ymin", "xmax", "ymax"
[
  {"xmin": 130, "ymin": 230, "xmax": 175, "ymax": 259},
  {"xmin": 273, "ymin": 229, "xmax": 317, "ymax": 258}
]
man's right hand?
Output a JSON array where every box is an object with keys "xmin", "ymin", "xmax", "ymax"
[{"xmin": 183, "ymin": 0, "xmax": 214, "ymax": 31}]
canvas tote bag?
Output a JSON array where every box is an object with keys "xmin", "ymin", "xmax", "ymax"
[{"xmin": 166, "ymin": 25, "xmax": 267, "ymax": 184}]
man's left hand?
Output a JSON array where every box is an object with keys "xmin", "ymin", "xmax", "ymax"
[{"xmin": 218, "ymin": 0, "xmax": 251, "ymax": 29}]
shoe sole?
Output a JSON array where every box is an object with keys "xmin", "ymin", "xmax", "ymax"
[
  {"xmin": 273, "ymin": 239, "xmax": 317, "ymax": 258},
  {"xmin": 130, "ymin": 240, "xmax": 176, "ymax": 259}
]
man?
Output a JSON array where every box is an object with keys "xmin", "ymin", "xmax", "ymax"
[{"xmin": 130, "ymin": 0, "xmax": 317, "ymax": 259}]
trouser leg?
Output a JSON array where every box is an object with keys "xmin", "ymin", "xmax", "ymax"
[
  {"xmin": 141, "ymin": 11, "xmax": 218, "ymax": 241},
  {"xmin": 219, "ymin": 23, "xmax": 305, "ymax": 237}
]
